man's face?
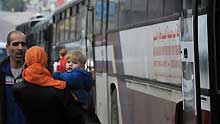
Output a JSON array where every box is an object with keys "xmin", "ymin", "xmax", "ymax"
[{"xmin": 6, "ymin": 33, "xmax": 27, "ymax": 63}]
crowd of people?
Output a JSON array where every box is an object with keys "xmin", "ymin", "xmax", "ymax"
[{"xmin": 0, "ymin": 30, "xmax": 93, "ymax": 124}]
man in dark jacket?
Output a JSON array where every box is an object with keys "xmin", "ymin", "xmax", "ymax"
[{"xmin": 0, "ymin": 30, "xmax": 27, "ymax": 124}]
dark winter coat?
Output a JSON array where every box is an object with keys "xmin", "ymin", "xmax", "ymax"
[
  {"xmin": 12, "ymin": 80, "xmax": 84, "ymax": 124},
  {"xmin": 53, "ymin": 68, "xmax": 93, "ymax": 105},
  {"xmin": 0, "ymin": 57, "xmax": 26, "ymax": 124}
]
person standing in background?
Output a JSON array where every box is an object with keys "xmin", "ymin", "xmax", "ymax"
[
  {"xmin": 0, "ymin": 30, "xmax": 27, "ymax": 124},
  {"xmin": 56, "ymin": 47, "xmax": 67, "ymax": 72}
]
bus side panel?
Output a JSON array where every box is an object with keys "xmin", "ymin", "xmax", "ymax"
[
  {"xmin": 119, "ymin": 21, "xmax": 182, "ymax": 85},
  {"xmin": 112, "ymin": 20, "xmax": 182, "ymax": 124},
  {"xmin": 117, "ymin": 79, "xmax": 179, "ymax": 124}
]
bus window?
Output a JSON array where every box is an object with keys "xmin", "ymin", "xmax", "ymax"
[
  {"xmin": 199, "ymin": 0, "xmax": 208, "ymax": 10},
  {"xmin": 108, "ymin": 0, "xmax": 119, "ymax": 31},
  {"xmin": 148, "ymin": 0, "xmax": 163, "ymax": 19},
  {"xmin": 130, "ymin": 0, "xmax": 147, "ymax": 24},
  {"xmin": 59, "ymin": 20, "xmax": 65, "ymax": 42},
  {"xmin": 183, "ymin": 0, "xmax": 193, "ymax": 10},
  {"xmin": 76, "ymin": 3, "xmax": 82, "ymax": 39},
  {"xmin": 57, "ymin": 21, "xmax": 61, "ymax": 42},
  {"xmin": 164, "ymin": 0, "xmax": 181, "ymax": 16},
  {"xmin": 119, "ymin": 0, "xmax": 132, "ymax": 27},
  {"xmin": 64, "ymin": 18, "xmax": 70, "ymax": 41},
  {"xmin": 0, "ymin": 47, "xmax": 7, "ymax": 62},
  {"xmin": 53, "ymin": 23, "xmax": 56, "ymax": 43},
  {"xmin": 95, "ymin": 0, "xmax": 102, "ymax": 34},
  {"xmin": 70, "ymin": 7, "xmax": 76, "ymax": 40}
]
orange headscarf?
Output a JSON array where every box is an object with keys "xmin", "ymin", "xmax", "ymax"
[{"xmin": 22, "ymin": 46, "xmax": 66, "ymax": 89}]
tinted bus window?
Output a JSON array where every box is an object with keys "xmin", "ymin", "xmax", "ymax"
[
  {"xmin": 95, "ymin": 0, "xmax": 102, "ymax": 34},
  {"xmin": 0, "ymin": 48, "xmax": 7, "ymax": 62},
  {"xmin": 59, "ymin": 20, "xmax": 65, "ymax": 42},
  {"xmin": 164, "ymin": 0, "xmax": 181, "ymax": 16},
  {"xmin": 108, "ymin": 0, "xmax": 119, "ymax": 31},
  {"xmin": 53, "ymin": 24, "xmax": 56, "ymax": 43},
  {"xmin": 119, "ymin": 0, "xmax": 132, "ymax": 27},
  {"xmin": 148, "ymin": 0, "xmax": 163, "ymax": 19},
  {"xmin": 65, "ymin": 18, "xmax": 70, "ymax": 40},
  {"xmin": 76, "ymin": 4, "xmax": 82, "ymax": 39},
  {"xmin": 183, "ymin": 0, "xmax": 193, "ymax": 10},
  {"xmin": 130, "ymin": 0, "xmax": 147, "ymax": 24}
]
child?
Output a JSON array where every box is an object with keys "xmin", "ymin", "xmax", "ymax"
[
  {"xmin": 53, "ymin": 51, "xmax": 93, "ymax": 106},
  {"xmin": 56, "ymin": 47, "xmax": 67, "ymax": 72}
]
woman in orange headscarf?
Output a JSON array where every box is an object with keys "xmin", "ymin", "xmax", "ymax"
[{"xmin": 12, "ymin": 46, "xmax": 84, "ymax": 124}]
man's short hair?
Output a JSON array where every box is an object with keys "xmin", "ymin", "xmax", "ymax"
[{"xmin": 7, "ymin": 30, "xmax": 25, "ymax": 45}]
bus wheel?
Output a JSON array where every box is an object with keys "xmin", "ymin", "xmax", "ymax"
[{"xmin": 111, "ymin": 89, "xmax": 119, "ymax": 124}]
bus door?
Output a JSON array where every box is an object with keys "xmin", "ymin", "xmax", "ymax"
[{"xmin": 181, "ymin": 0, "xmax": 220, "ymax": 124}]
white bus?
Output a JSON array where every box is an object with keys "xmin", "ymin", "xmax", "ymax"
[{"xmin": 20, "ymin": 0, "xmax": 220, "ymax": 123}]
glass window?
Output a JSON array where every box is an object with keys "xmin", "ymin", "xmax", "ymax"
[
  {"xmin": 199, "ymin": 0, "xmax": 208, "ymax": 10},
  {"xmin": 66, "ymin": 8, "xmax": 70, "ymax": 18},
  {"xmin": 53, "ymin": 24, "xmax": 56, "ymax": 44},
  {"xmin": 95, "ymin": 0, "xmax": 102, "ymax": 34},
  {"xmin": 148, "ymin": 0, "xmax": 163, "ymax": 19},
  {"xmin": 164, "ymin": 0, "xmax": 181, "ymax": 16},
  {"xmin": 57, "ymin": 21, "xmax": 61, "ymax": 42},
  {"xmin": 70, "ymin": 16, "xmax": 76, "ymax": 40},
  {"xmin": 108, "ymin": 0, "xmax": 119, "ymax": 31},
  {"xmin": 0, "ymin": 48, "xmax": 7, "ymax": 62},
  {"xmin": 59, "ymin": 20, "xmax": 65, "ymax": 42},
  {"xmin": 183, "ymin": 0, "xmax": 193, "ymax": 10},
  {"xmin": 76, "ymin": 4, "xmax": 82, "ymax": 39},
  {"xmin": 87, "ymin": 10, "xmax": 94, "ymax": 34},
  {"xmin": 130, "ymin": 0, "xmax": 147, "ymax": 23},
  {"xmin": 119, "ymin": 0, "xmax": 132, "ymax": 27},
  {"xmin": 65, "ymin": 18, "xmax": 70, "ymax": 40}
]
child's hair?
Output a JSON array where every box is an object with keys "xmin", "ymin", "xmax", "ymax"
[{"xmin": 66, "ymin": 51, "xmax": 87, "ymax": 69}]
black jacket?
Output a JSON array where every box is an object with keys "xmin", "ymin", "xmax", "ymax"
[
  {"xmin": 12, "ymin": 81, "xmax": 84, "ymax": 124},
  {"xmin": 0, "ymin": 57, "xmax": 26, "ymax": 124}
]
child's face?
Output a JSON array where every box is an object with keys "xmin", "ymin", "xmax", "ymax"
[{"xmin": 66, "ymin": 58, "xmax": 81, "ymax": 72}]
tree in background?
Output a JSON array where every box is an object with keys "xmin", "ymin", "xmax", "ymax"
[{"xmin": 0, "ymin": 0, "xmax": 27, "ymax": 12}]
